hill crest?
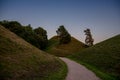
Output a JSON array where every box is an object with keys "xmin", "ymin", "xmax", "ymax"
[{"xmin": 46, "ymin": 36, "xmax": 86, "ymax": 56}]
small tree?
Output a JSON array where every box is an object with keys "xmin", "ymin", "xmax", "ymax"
[
  {"xmin": 56, "ymin": 25, "xmax": 71, "ymax": 44},
  {"xmin": 84, "ymin": 28, "xmax": 94, "ymax": 46}
]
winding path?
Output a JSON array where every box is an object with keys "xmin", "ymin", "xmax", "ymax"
[{"xmin": 60, "ymin": 57, "xmax": 101, "ymax": 80}]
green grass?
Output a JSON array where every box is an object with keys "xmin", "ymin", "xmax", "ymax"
[
  {"xmin": 43, "ymin": 59, "xmax": 68, "ymax": 80},
  {"xmin": 68, "ymin": 57, "xmax": 116, "ymax": 80},
  {"xmin": 45, "ymin": 36, "xmax": 59, "ymax": 51},
  {"xmin": 45, "ymin": 36, "xmax": 86, "ymax": 57},
  {"xmin": 0, "ymin": 25, "xmax": 67, "ymax": 80},
  {"xmin": 68, "ymin": 34, "xmax": 120, "ymax": 80}
]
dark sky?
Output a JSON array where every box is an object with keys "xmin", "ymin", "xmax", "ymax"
[{"xmin": 0, "ymin": 0, "xmax": 120, "ymax": 43}]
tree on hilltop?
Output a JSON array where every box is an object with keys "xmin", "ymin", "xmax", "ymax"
[
  {"xmin": 84, "ymin": 28, "xmax": 94, "ymax": 46},
  {"xmin": 56, "ymin": 25, "xmax": 71, "ymax": 44}
]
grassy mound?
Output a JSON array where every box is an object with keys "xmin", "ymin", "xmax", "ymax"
[
  {"xmin": 68, "ymin": 35, "xmax": 120, "ymax": 80},
  {"xmin": 0, "ymin": 25, "xmax": 67, "ymax": 80},
  {"xmin": 45, "ymin": 36, "xmax": 86, "ymax": 57}
]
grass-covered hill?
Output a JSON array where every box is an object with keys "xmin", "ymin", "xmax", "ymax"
[
  {"xmin": 68, "ymin": 34, "xmax": 120, "ymax": 80},
  {"xmin": 0, "ymin": 25, "xmax": 67, "ymax": 80},
  {"xmin": 45, "ymin": 36, "xmax": 86, "ymax": 57}
]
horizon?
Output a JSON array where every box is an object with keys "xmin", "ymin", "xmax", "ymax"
[{"xmin": 0, "ymin": 0, "xmax": 120, "ymax": 43}]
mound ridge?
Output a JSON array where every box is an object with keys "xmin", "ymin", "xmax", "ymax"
[
  {"xmin": 46, "ymin": 36, "xmax": 86, "ymax": 57},
  {"xmin": 0, "ymin": 25, "xmax": 66, "ymax": 80}
]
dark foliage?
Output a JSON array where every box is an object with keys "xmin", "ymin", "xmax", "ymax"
[
  {"xmin": 0, "ymin": 20, "xmax": 48, "ymax": 49},
  {"xmin": 56, "ymin": 25, "xmax": 71, "ymax": 44},
  {"xmin": 34, "ymin": 27, "xmax": 48, "ymax": 49}
]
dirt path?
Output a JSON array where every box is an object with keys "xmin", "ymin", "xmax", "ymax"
[{"xmin": 60, "ymin": 57, "xmax": 101, "ymax": 80}]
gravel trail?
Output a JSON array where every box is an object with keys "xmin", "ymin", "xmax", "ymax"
[{"xmin": 60, "ymin": 57, "xmax": 101, "ymax": 80}]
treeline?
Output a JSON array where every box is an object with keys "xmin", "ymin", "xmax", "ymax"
[
  {"xmin": 0, "ymin": 20, "xmax": 71, "ymax": 49},
  {"xmin": 0, "ymin": 20, "xmax": 48, "ymax": 49}
]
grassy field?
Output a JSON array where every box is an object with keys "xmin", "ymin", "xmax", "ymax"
[
  {"xmin": 45, "ymin": 36, "xmax": 86, "ymax": 57},
  {"xmin": 0, "ymin": 25, "xmax": 67, "ymax": 80},
  {"xmin": 68, "ymin": 35, "xmax": 120, "ymax": 80}
]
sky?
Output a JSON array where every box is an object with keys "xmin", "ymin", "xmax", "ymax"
[{"xmin": 0, "ymin": 0, "xmax": 120, "ymax": 44}]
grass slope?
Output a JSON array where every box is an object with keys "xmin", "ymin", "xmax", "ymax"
[
  {"xmin": 0, "ymin": 25, "xmax": 67, "ymax": 80},
  {"xmin": 45, "ymin": 36, "xmax": 86, "ymax": 57},
  {"xmin": 68, "ymin": 35, "xmax": 120, "ymax": 80}
]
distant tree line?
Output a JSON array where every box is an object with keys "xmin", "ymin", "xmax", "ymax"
[
  {"xmin": 0, "ymin": 20, "xmax": 48, "ymax": 49},
  {"xmin": 0, "ymin": 20, "xmax": 72, "ymax": 49}
]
